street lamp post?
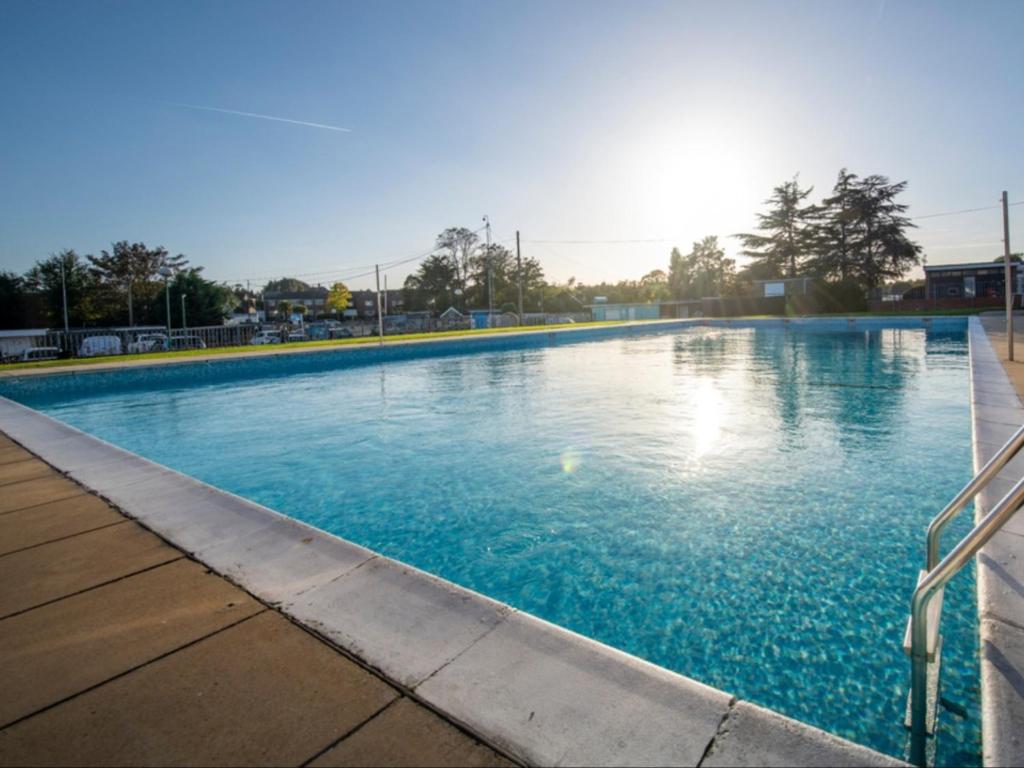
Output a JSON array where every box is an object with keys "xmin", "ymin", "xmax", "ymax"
[
  {"xmin": 181, "ymin": 293, "xmax": 187, "ymax": 331},
  {"xmin": 159, "ymin": 266, "xmax": 173, "ymax": 337},
  {"xmin": 483, "ymin": 215, "xmax": 493, "ymax": 327}
]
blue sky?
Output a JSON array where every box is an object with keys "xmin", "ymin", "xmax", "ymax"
[{"xmin": 1, "ymin": 0, "xmax": 1022, "ymax": 290}]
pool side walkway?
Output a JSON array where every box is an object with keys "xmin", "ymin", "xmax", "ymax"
[
  {"xmin": 0, "ymin": 433, "xmax": 515, "ymax": 768},
  {"xmin": 974, "ymin": 316, "xmax": 1024, "ymax": 767}
]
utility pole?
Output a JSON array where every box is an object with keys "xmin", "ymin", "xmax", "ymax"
[
  {"xmin": 384, "ymin": 274, "xmax": 388, "ymax": 316},
  {"xmin": 59, "ymin": 257, "xmax": 70, "ymax": 334},
  {"xmin": 483, "ymin": 215, "xmax": 493, "ymax": 327},
  {"xmin": 1004, "ymin": 191, "xmax": 1014, "ymax": 361},
  {"xmin": 375, "ymin": 264, "xmax": 384, "ymax": 344},
  {"xmin": 516, "ymin": 230, "xmax": 524, "ymax": 325},
  {"xmin": 181, "ymin": 293, "xmax": 187, "ymax": 331}
]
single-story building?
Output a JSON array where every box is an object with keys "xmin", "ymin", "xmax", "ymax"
[
  {"xmin": 751, "ymin": 277, "xmax": 814, "ymax": 298},
  {"xmin": 924, "ymin": 261, "xmax": 1023, "ymax": 300},
  {"xmin": 587, "ymin": 303, "xmax": 658, "ymax": 321}
]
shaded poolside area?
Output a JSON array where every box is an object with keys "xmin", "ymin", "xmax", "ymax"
[{"xmin": 0, "ymin": 435, "xmax": 513, "ymax": 767}]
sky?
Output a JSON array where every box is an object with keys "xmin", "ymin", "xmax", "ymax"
[{"xmin": 1, "ymin": 0, "xmax": 1022, "ymax": 291}]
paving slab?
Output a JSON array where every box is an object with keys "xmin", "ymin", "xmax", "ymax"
[
  {"xmin": 0, "ymin": 475, "xmax": 84, "ymax": 515},
  {"xmin": 979, "ymin": 618, "xmax": 1024, "ymax": 768},
  {"xmin": 0, "ymin": 522, "xmax": 182, "ymax": 618},
  {"xmin": 0, "ymin": 558, "xmax": 263, "ymax": 726},
  {"xmin": 0, "ymin": 493, "xmax": 127, "ymax": 556},
  {"xmin": 200, "ymin": 516, "xmax": 374, "ymax": 605},
  {"xmin": 0, "ymin": 611, "xmax": 399, "ymax": 767},
  {"xmin": 702, "ymin": 701, "xmax": 905, "ymax": 767},
  {"xmin": 416, "ymin": 610, "xmax": 732, "ymax": 767},
  {"xmin": 976, "ymin": 531, "xmax": 1024, "ymax": 630},
  {"xmin": 287, "ymin": 557, "xmax": 511, "ymax": 688},
  {"xmin": 309, "ymin": 698, "xmax": 514, "ymax": 768},
  {"xmin": 0, "ymin": 460, "xmax": 55, "ymax": 487}
]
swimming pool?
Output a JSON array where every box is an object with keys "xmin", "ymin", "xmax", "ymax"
[{"xmin": 0, "ymin": 321, "xmax": 980, "ymax": 765}]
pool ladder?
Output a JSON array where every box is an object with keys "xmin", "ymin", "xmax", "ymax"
[{"xmin": 905, "ymin": 422, "xmax": 1024, "ymax": 766}]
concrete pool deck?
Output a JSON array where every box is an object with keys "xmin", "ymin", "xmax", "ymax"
[
  {"xmin": 0, "ymin": 317, "xmax": 938, "ymax": 767},
  {"xmin": 971, "ymin": 316, "xmax": 1024, "ymax": 768}
]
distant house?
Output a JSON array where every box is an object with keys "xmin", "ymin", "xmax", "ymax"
[
  {"xmin": 263, "ymin": 287, "xmax": 329, "ymax": 318},
  {"xmin": 924, "ymin": 261, "xmax": 1023, "ymax": 299},
  {"xmin": 349, "ymin": 290, "xmax": 404, "ymax": 320}
]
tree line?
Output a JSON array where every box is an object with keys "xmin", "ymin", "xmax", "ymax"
[
  {"xmin": 0, "ymin": 244, "xmax": 237, "ymax": 330},
  {"xmin": 2, "ymin": 170, "xmax": 922, "ymax": 330}
]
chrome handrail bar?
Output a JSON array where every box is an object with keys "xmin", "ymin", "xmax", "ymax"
[
  {"xmin": 925, "ymin": 422, "xmax": 1024, "ymax": 570},
  {"xmin": 909, "ymin": 473, "xmax": 1024, "ymax": 766}
]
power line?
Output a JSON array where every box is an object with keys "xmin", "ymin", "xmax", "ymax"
[{"xmin": 911, "ymin": 201, "xmax": 1023, "ymax": 220}]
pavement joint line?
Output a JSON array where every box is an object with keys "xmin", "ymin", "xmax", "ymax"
[
  {"xmin": 411, "ymin": 609, "xmax": 516, "ymax": 691},
  {"xmin": 0, "ymin": 489, "xmax": 88, "ymax": 517},
  {"xmin": 0, "ymin": 554, "xmax": 185, "ymax": 623},
  {"xmin": 982, "ymin": 612, "xmax": 1024, "ymax": 635},
  {"xmin": 697, "ymin": 696, "xmax": 738, "ymax": 767},
  {"xmin": 297, "ymin": 696, "xmax": 401, "ymax": 768},
  {"xmin": 266, "ymin": 598, "xmax": 524, "ymax": 767},
  {"xmin": 0, "ymin": 607, "xmax": 269, "ymax": 732},
  {"xmin": 0, "ymin": 519, "xmax": 129, "ymax": 558}
]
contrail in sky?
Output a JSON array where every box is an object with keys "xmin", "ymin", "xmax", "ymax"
[{"xmin": 165, "ymin": 101, "xmax": 351, "ymax": 132}]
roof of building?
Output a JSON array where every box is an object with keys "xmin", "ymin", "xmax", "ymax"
[{"xmin": 924, "ymin": 261, "xmax": 1017, "ymax": 272}]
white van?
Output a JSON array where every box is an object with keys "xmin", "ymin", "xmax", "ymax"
[{"xmin": 78, "ymin": 335, "xmax": 123, "ymax": 358}]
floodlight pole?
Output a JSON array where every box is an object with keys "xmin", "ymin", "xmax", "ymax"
[
  {"xmin": 375, "ymin": 264, "xmax": 384, "ymax": 344},
  {"xmin": 1003, "ymin": 191, "xmax": 1014, "ymax": 361},
  {"xmin": 484, "ymin": 215, "xmax": 493, "ymax": 327},
  {"xmin": 516, "ymin": 230, "xmax": 524, "ymax": 325}
]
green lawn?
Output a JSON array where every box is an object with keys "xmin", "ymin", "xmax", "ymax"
[{"xmin": 0, "ymin": 321, "xmax": 624, "ymax": 372}]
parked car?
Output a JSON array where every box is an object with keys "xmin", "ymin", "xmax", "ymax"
[
  {"xmin": 286, "ymin": 331, "xmax": 308, "ymax": 342},
  {"xmin": 78, "ymin": 335, "xmax": 122, "ymax": 357},
  {"xmin": 329, "ymin": 327, "xmax": 354, "ymax": 339},
  {"xmin": 127, "ymin": 333, "xmax": 168, "ymax": 354},
  {"xmin": 18, "ymin": 346, "xmax": 61, "ymax": 362},
  {"xmin": 250, "ymin": 330, "xmax": 282, "ymax": 345},
  {"xmin": 168, "ymin": 335, "xmax": 207, "ymax": 351}
]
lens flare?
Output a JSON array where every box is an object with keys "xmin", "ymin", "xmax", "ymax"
[{"xmin": 560, "ymin": 449, "xmax": 582, "ymax": 473}]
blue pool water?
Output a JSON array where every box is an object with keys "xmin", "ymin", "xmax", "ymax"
[{"xmin": 1, "ymin": 321, "xmax": 980, "ymax": 765}]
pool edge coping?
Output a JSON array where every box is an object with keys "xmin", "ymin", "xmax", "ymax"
[
  {"xmin": 0, "ymin": 330, "xmax": 917, "ymax": 766},
  {"xmin": 967, "ymin": 316, "xmax": 1024, "ymax": 768}
]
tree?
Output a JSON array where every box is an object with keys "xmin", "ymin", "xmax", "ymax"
[
  {"xmin": 735, "ymin": 176, "xmax": 816, "ymax": 278},
  {"xmin": 435, "ymin": 228, "xmax": 479, "ymax": 297},
  {"xmin": 264, "ymin": 278, "xmax": 312, "ymax": 293},
  {"xmin": 805, "ymin": 169, "xmax": 859, "ymax": 281},
  {"xmin": 639, "ymin": 269, "xmax": 670, "ymax": 301},
  {"xmin": 668, "ymin": 237, "xmax": 735, "ymax": 299},
  {"xmin": 24, "ymin": 250, "xmax": 105, "ymax": 327},
  {"xmin": 846, "ymin": 174, "xmax": 921, "ymax": 289},
  {"xmin": 276, "ymin": 299, "xmax": 292, "ymax": 319},
  {"xmin": 0, "ymin": 272, "xmax": 28, "ymax": 329},
  {"xmin": 87, "ymin": 242, "xmax": 188, "ymax": 325},
  {"xmin": 326, "ymin": 282, "xmax": 352, "ymax": 315},
  {"xmin": 403, "ymin": 254, "xmax": 460, "ymax": 311}
]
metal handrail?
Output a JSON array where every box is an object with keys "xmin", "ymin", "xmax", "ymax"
[
  {"xmin": 909, "ymin": 467, "xmax": 1024, "ymax": 765},
  {"xmin": 925, "ymin": 422, "xmax": 1024, "ymax": 571}
]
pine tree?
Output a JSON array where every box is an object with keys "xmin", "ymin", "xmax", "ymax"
[
  {"xmin": 806, "ymin": 168, "xmax": 859, "ymax": 281},
  {"xmin": 735, "ymin": 176, "xmax": 816, "ymax": 278},
  {"xmin": 850, "ymin": 175, "xmax": 922, "ymax": 290}
]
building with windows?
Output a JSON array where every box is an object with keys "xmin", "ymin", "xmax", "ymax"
[
  {"xmin": 923, "ymin": 261, "xmax": 1022, "ymax": 300},
  {"xmin": 263, "ymin": 287, "xmax": 329, "ymax": 318}
]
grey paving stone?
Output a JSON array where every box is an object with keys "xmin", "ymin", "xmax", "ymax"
[
  {"xmin": 200, "ymin": 516, "xmax": 374, "ymax": 605},
  {"xmin": 416, "ymin": 610, "xmax": 732, "ymax": 767},
  {"xmin": 286, "ymin": 557, "xmax": 510, "ymax": 688},
  {"xmin": 702, "ymin": 701, "xmax": 905, "ymax": 767},
  {"xmin": 980, "ymin": 618, "xmax": 1024, "ymax": 768}
]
